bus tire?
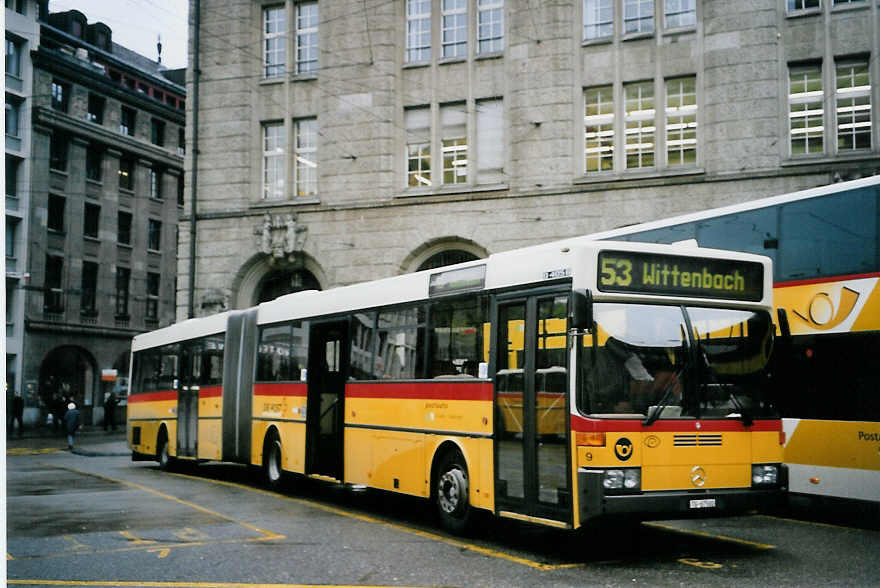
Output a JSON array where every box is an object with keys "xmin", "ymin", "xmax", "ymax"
[
  {"xmin": 434, "ymin": 448, "xmax": 472, "ymax": 535},
  {"xmin": 157, "ymin": 429, "xmax": 171, "ymax": 471},
  {"xmin": 263, "ymin": 430, "xmax": 283, "ymax": 490}
]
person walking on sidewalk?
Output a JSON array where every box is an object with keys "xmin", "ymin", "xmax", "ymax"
[
  {"xmin": 8, "ymin": 389, "xmax": 24, "ymax": 437},
  {"xmin": 104, "ymin": 391, "xmax": 118, "ymax": 432},
  {"xmin": 64, "ymin": 402, "xmax": 81, "ymax": 450}
]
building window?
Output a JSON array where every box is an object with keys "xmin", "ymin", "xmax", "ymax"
[
  {"xmin": 836, "ymin": 61, "xmax": 871, "ymax": 151},
  {"xmin": 264, "ymin": 5, "xmax": 286, "ymax": 78},
  {"xmin": 81, "ymin": 261, "xmax": 98, "ymax": 316},
  {"xmin": 665, "ymin": 76, "xmax": 697, "ymax": 165},
  {"xmin": 406, "ymin": 0, "xmax": 431, "ymax": 63},
  {"xmin": 87, "ymin": 94, "xmax": 104, "ymax": 124},
  {"xmin": 664, "ymin": 0, "xmax": 695, "ymax": 29},
  {"xmin": 832, "ymin": 0, "xmax": 865, "ymax": 5},
  {"xmin": 442, "ymin": 0, "xmax": 467, "ymax": 58},
  {"xmin": 146, "ymin": 272, "xmax": 160, "ymax": 320},
  {"xmin": 5, "ymin": 98, "xmax": 20, "ymax": 137},
  {"xmin": 441, "ymin": 103, "xmax": 467, "ymax": 184},
  {"xmin": 45, "ymin": 255, "xmax": 64, "ymax": 313},
  {"xmin": 84, "ymin": 202, "xmax": 100, "ymax": 239},
  {"xmin": 151, "ymin": 119, "xmax": 165, "ymax": 146},
  {"xmin": 584, "ymin": 0, "xmax": 613, "ymax": 41},
  {"xmin": 115, "ymin": 266, "xmax": 130, "ymax": 317},
  {"xmin": 406, "ymin": 107, "xmax": 431, "ymax": 187},
  {"xmin": 787, "ymin": 0, "xmax": 820, "ymax": 10},
  {"xmin": 296, "ymin": 1, "xmax": 318, "ymax": 74},
  {"xmin": 178, "ymin": 128, "xmax": 185, "ymax": 156},
  {"xmin": 177, "ymin": 175, "xmax": 185, "ymax": 206},
  {"xmin": 6, "ymin": 155, "xmax": 19, "ymax": 198},
  {"xmin": 148, "ymin": 219, "xmax": 162, "ymax": 251},
  {"xmin": 50, "ymin": 133, "xmax": 68, "ymax": 171},
  {"xmin": 6, "ymin": 217, "xmax": 18, "ymax": 267},
  {"xmin": 5, "ymin": 38, "xmax": 22, "ymax": 77},
  {"xmin": 118, "ymin": 155, "xmax": 134, "ymax": 190},
  {"xmin": 789, "ymin": 65, "xmax": 824, "ymax": 155},
  {"xmin": 48, "ymin": 194, "xmax": 65, "ymax": 232},
  {"xmin": 118, "ymin": 211, "xmax": 132, "ymax": 245},
  {"xmin": 477, "ymin": 0, "xmax": 503, "ymax": 54},
  {"xmin": 262, "ymin": 122, "xmax": 286, "ymax": 200},
  {"xmin": 584, "ymin": 85, "xmax": 614, "ymax": 173},
  {"xmin": 51, "ymin": 80, "xmax": 69, "ymax": 112},
  {"xmin": 624, "ymin": 80, "xmax": 655, "ymax": 168},
  {"xmin": 294, "ymin": 118, "xmax": 317, "ymax": 198},
  {"xmin": 120, "ymin": 106, "xmax": 136, "ymax": 136},
  {"xmin": 86, "ymin": 145, "xmax": 103, "ymax": 181},
  {"xmin": 150, "ymin": 167, "xmax": 163, "ymax": 200},
  {"xmin": 476, "ymin": 98, "xmax": 503, "ymax": 184},
  {"xmin": 623, "ymin": 0, "xmax": 654, "ymax": 35}
]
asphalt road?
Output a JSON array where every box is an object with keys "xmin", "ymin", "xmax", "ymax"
[{"xmin": 5, "ymin": 435, "xmax": 879, "ymax": 587}]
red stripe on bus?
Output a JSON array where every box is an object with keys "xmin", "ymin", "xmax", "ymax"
[
  {"xmin": 199, "ymin": 386, "xmax": 223, "ymax": 399},
  {"xmin": 128, "ymin": 390, "xmax": 177, "ymax": 403},
  {"xmin": 346, "ymin": 381, "xmax": 493, "ymax": 401},
  {"xmin": 570, "ymin": 414, "xmax": 781, "ymax": 433},
  {"xmin": 253, "ymin": 382, "xmax": 308, "ymax": 397},
  {"xmin": 776, "ymin": 272, "xmax": 880, "ymax": 288}
]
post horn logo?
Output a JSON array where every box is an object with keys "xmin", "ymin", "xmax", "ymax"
[
  {"xmin": 690, "ymin": 465, "xmax": 706, "ymax": 487},
  {"xmin": 791, "ymin": 287, "xmax": 859, "ymax": 331},
  {"xmin": 614, "ymin": 437, "xmax": 633, "ymax": 461}
]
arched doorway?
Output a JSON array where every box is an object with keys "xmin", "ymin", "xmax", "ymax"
[
  {"xmin": 256, "ymin": 268, "xmax": 322, "ymax": 303},
  {"xmin": 416, "ymin": 249, "xmax": 480, "ymax": 271},
  {"xmin": 39, "ymin": 346, "xmax": 96, "ymax": 425}
]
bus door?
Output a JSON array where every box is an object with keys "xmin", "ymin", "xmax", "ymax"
[
  {"xmin": 494, "ymin": 291, "xmax": 571, "ymax": 525},
  {"xmin": 177, "ymin": 341, "xmax": 200, "ymax": 458},
  {"xmin": 306, "ymin": 320, "xmax": 350, "ymax": 480}
]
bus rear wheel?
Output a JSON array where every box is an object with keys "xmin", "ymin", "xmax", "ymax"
[
  {"xmin": 263, "ymin": 432, "xmax": 283, "ymax": 490},
  {"xmin": 434, "ymin": 449, "xmax": 472, "ymax": 534}
]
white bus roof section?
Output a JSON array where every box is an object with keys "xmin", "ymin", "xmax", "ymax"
[{"xmin": 131, "ymin": 311, "xmax": 229, "ymax": 351}]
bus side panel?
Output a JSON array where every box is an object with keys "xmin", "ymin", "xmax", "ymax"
[
  {"xmin": 784, "ymin": 418, "xmax": 880, "ymax": 502},
  {"xmin": 128, "ymin": 392, "xmax": 177, "ymax": 457},
  {"xmin": 198, "ymin": 385, "xmax": 223, "ymax": 460},
  {"xmin": 251, "ymin": 382, "xmax": 308, "ymax": 473},
  {"xmin": 222, "ymin": 309, "xmax": 257, "ymax": 464}
]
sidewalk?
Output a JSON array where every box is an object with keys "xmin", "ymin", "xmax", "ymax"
[{"xmin": 6, "ymin": 425, "xmax": 130, "ymax": 456}]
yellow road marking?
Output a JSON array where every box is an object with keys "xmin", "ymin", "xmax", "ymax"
[
  {"xmin": 643, "ymin": 521, "xmax": 775, "ymax": 550},
  {"xmin": 7, "ymin": 448, "xmax": 62, "ymax": 456},
  {"xmin": 167, "ymin": 471, "xmax": 583, "ymax": 571}
]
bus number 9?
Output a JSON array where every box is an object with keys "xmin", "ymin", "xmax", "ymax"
[{"xmin": 600, "ymin": 257, "xmax": 633, "ymax": 287}]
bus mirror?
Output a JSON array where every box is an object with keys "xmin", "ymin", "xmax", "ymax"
[
  {"xmin": 570, "ymin": 289, "xmax": 593, "ymax": 332},
  {"xmin": 776, "ymin": 308, "xmax": 791, "ymax": 339}
]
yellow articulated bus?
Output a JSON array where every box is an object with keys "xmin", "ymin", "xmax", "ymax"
[
  {"xmin": 584, "ymin": 176, "xmax": 880, "ymax": 513},
  {"xmin": 128, "ymin": 240, "xmax": 785, "ymax": 533}
]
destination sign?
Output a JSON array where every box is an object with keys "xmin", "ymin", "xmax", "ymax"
[{"xmin": 597, "ymin": 250, "xmax": 764, "ymax": 302}]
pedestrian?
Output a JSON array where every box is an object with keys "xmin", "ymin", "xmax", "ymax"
[
  {"xmin": 104, "ymin": 391, "xmax": 118, "ymax": 432},
  {"xmin": 64, "ymin": 402, "xmax": 81, "ymax": 450},
  {"xmin": 51, "ymin": 393, "xmax": 65, "ymax": 434},
  {"xmin": 8, "ymin": 389, "xmax": 24, "ymax": 437}
]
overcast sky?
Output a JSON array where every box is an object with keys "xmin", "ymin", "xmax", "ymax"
[{"xmin": 50, "ymin": 0, "xmax": 189, "ymax": 69}]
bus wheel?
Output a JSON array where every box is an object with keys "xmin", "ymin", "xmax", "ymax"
[
  {"xmin": 263, "ymin": 432, "xmax": 283, "ymax": 490},
  {"xmin": 435, "ymin": 449, "xmax": 472, "ymax": 534},
  {"xmin": 157, "ymin": 430, "xmax": 171, "ymax": 471}
]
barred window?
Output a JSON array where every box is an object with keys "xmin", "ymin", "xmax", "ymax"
[
  {"xmin": 264, "ymin": 5, "xmax": 286, "ymax": 78},
  {"xmin": 836, "ymin": 61, "xmax": 871, "ymax": 151},
  {"xmin": 406, "ymin": 0, "xmax": 431, "ymax": 63},
  {"xmin": 585, "ymin": 86, "xmax": 614, "ymax": 172},
  {"xmin": 624, "ymin": 80, "xmax": 655, "ymax": 169},
  {"xmin": 666, "ymin": 76, "xmax": 697, "ymax": 165},
  {"xmin": 789, "ymin": 66, "xmax": 824, "ymax": 155}
]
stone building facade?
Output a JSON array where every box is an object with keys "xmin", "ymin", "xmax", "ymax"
[
  {"xmin": 7, "ymin": 2, "xmax": 185, "ymax": 427},
  {"xmin": 181, "ymin": 0, "xmax": 880, "ymax": 318}
]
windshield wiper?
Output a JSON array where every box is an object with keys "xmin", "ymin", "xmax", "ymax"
[
  {"xmin": 642, "ymin": 369, "xmax": 683, "ymax": 426},
  {"xmin": 694, "ymin": 336, "xmax": 753, "ymax": 426}
]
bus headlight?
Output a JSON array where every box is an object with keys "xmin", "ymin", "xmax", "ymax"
[
  {"xmin": 602, "ymin": 468, "xmax": 641, "ymax": 493},
  {"xmin": 751, "ymin": 464, "xmax": 779, "ymax": 487}
]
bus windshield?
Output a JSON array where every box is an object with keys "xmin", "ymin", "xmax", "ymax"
[{"xmin": 578, "ymin": 303, "xmax": 776, "ymax": 421}]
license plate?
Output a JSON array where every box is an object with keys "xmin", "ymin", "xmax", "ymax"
[{"xmin": 689, "ymin": 498, "xmax": 716, "ymax": 509}]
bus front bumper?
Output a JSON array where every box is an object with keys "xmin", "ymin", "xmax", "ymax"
[{"xmin": 578, "ymin": 468, "xmax": 787, "ymax": 523}]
